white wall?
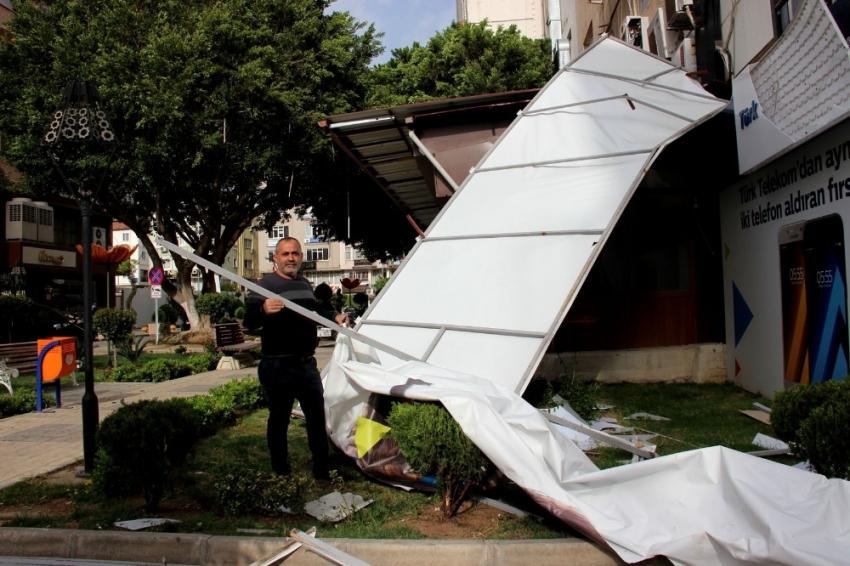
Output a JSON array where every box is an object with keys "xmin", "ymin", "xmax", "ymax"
[{"xmin": 720, "ymin": 0, "xmax": 775, "ymax": 77}]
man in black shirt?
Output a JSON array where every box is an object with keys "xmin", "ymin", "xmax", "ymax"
[{"xmin": 244, "ymin": 237, "xmax": 348, "ymax": 479}]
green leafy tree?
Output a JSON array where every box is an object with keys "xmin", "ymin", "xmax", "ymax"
[
  {"xmin": 195, "ymin": 292, "xmax": 235, "ymax": 325},
  {"xmin": 0, "ymin": 0, "xmax": 381, "ymax": 329},
  {"xmin": 92, "ymin": 307, "xmax": 137, "ymax": 366},
  {"xmin": 387, "ymin": 401, "xmax": 490, "ymax": 519},
  {"xmin": 366, "ymin": 20, "xmax": 554, "ymax": 108}
]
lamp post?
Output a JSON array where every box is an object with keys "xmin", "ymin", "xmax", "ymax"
[{"xmin": 42, "ymin": 81, "xmax": 119, "ymax": 475}]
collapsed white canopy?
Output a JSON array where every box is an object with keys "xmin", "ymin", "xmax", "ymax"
[
  {"xmin": 324, "ymin": 336, "xmax": 850, "ymax": 566},
  {"xmin": 354, "ymin": 36, "xmax": 728, "ymax": 394}
]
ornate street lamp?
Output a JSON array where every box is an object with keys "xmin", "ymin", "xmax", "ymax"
[{"xmin": 42, "ymin": 81, "xmax": 119, "ymax": 475}]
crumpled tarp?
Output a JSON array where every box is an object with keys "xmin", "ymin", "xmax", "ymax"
[{"xmin": 324, "ymin": 336, "xmax": 850, "ymax": 566}]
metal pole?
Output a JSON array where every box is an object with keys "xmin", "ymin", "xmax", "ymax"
[
  {"xmin": 155, "ymin": 296, "xmax": 159, "ymax": 344},
  {"xmin": 79, "ymin": 200, "xmax": 99, "ymax": 475}
]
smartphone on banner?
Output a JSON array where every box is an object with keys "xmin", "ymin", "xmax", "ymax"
[
  {"xmin": 804, "ymin": 214, "xmax": 849, "ymax": 383},
  {"xmin": 779, "ymin": 221, "xmax": 809, "ymax": 386}
]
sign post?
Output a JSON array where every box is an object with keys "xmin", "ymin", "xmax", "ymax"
[{"xmin": 148, "ymin": 267, "xmax": 165, "ymax": 345}]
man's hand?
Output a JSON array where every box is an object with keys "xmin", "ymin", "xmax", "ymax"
[
  {"xmin": 263, "ymin": 299, "xmax": 285, "ymax": 314},
  {"xmin": 334, "ymin": 313, "xmax": 349, "ymax": 327}
]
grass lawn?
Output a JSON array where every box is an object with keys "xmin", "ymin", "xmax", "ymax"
[{"xmin": 0, "ymin": 382, "xmax": 791, "ymax": 539}]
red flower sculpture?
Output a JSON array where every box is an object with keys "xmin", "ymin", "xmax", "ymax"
[{"xmin": 341, "ymin": 277, "xmax": 360, "ymax": 290}]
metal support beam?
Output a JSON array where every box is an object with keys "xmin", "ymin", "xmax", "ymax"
[
  {"xmin": 155, "ymin": 238, "xmax": 416, "ymax": 362},
  {"xmin": 542, "ymin": 410, "xmax": 656, "ymax": 460},
  {"xmin": 407, "ymin": 130, "xmax": 460, "ymax": 193},
  {"xmin": 289, "ymin": 529, "xmax": 373, "ymax": 566}
]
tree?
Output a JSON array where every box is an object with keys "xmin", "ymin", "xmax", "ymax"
[
  {"xmin": 0, "ymin": 0, "xmax": 381, "ymax": 329},
  {"xmin": 387, "ymin": 401, "xmax": 491, "ymax": 519},
  {"xmin": 366, "ymin": 20, "xmax": 555, "ymax": 109},
  {"xmin": 116, "ymin": 258, "xmax": 139, "ymax": 310}
]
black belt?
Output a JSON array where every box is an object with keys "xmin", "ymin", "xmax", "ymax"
[{"xmin": 262, "ymin": 354, "xmax": 314, "ymax": 363}]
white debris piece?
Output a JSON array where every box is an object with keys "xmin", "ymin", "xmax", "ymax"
[
  {"xmin": 590, "ymin": 417, "xmax": 633, "ymax": 434},
  {"xmin": 624, "ymin": 412, "xmax": 671, "ymax": 421},
  {"xmin": 113, "ymin": 518, "xmax": 180, "ymax": 531},
  {"xmin": 304, "ymin": 492, "xmax": 373, "ymax": 522},
  {"xmin": 547, "ymin": 405, "xmax": 599, "ymax": 451},
  {"xmin": 752, "ymin": 433, "xmax": 789, "ymax": 451}
]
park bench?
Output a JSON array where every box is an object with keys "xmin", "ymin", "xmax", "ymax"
[
  {"xmin": 213, "ymin": 322, "xmax": 258, "ymax": 370},
  {"xmin": 0, "ymin": 341, "xmax": 38, "ymax": 376}
]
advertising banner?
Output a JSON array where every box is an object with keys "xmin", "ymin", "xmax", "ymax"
[{"xmin": 720, "ymin": 119, "xmax": 850, "ymax": 395}]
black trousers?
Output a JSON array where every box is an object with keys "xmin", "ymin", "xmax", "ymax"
[{"xmin": 258, "ymin": 356, "xmax": 330, "ymax": 475}]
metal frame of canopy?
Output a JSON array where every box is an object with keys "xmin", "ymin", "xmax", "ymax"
[{"xmin": 350, "ymin": 34, "xmax": 729, "ymax": 394}]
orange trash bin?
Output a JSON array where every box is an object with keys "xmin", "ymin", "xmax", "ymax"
[{"xmin": 37, "ymin": 337, "xmax": 77, "ymax": 381}]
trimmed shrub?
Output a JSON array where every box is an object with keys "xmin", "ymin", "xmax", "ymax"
[
  {"xmin": 234, "ymin": 306, "xmax": 246, "ymax": 319},
  {"xmin": 772, "ymin": 380, "xmax": 848, "ymax": 445},
  {"xmin": 0, "ymin": 389, "xmax": 54, "ymax": 418},
  {"xmin": 195, "ymin": 293, "xmax": 236, "ymax": 324},
  {"xmin": 186, "ymin": 394, "xmax": 235, "ymax": 436},
  {"xmin": 214, "ymin": 467, "xmax": 312, "ymax": 516},
  {"xmin": 210, "ymin": 377, "xmax": 266, "ymax": 411},
  {"xmin": 151, "ymin": 303, "xmax": 180, "ymax": 323},
  {"xmin": 94, "ymin": 398, "xmax": 201, "ymax": 512},
  {"xmin": 92, "ymin": 308, "xmax": 136, "ymax": 343},
  {"xmin": 186, "ymin": 353, "xmax": 222, "ymax": 374},
  {"xmin": 387, "ymin": 401, "xmax": 490, "ymax": 518}
]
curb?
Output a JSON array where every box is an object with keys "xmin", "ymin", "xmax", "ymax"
[{"xmin": 0, "ymin": 528, "xmax": 666, "ymax": 566}]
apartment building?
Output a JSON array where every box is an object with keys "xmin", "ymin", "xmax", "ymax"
[
  {"xmin": 112, "ymin": 222, "xmax": 238, "ymax": 291},
  {"xmin": 255, "ymin": 211, "xmax": 400, "ymax": 293}
]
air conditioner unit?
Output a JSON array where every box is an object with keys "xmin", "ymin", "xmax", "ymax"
[
  {"xmin": 5, "ymin": 197, "xmax": 38, "ymax": 240},
  {"xmin": 665, "ymin": 0, "xmax": 694, "ymax": 31},
  {"xmin": 33, "ymin": 201, "xmax": 54, "ymax": 244},
  {"xmin": 647, "ymin": 8, "xmax": 678, "ymax": 59},
  {"xmin": 92, "ymin": 226, "xmax": 107, "ymax": 248},
  {"xmin": 621, "ymin": 16, "xmax": 648, "ymax": 51},
  {"xmin": 674, "ymin": 37, "xmax": 698, "ymax": 73}
]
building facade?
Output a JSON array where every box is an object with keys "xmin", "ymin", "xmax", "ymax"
[
  {"xmin": 2, "ymin": 193, "xmax": 112, "ymax": 314},
  {"xmin": 255, "ymin": 211, "xmax": 400, "ymax": 294}
]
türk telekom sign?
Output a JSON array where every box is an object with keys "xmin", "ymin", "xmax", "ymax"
[{"xmin": 732, "ymin": 0, "xmax": 850, "ymax": 175}]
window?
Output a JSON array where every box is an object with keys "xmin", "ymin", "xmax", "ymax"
[
  {"xmin": 271, "ymin": 225, "xmax": 288, "ymax": 238},
  {"xmin": 305, "ymin": 224, "xmax": 315, "ymax": 239},
  {"xmin": 268, "ymin": 251, "xmax": 274, "ymax": 262},
  {"xmin": 140, "ymin": 251, "xmax": 147, "ymax": 260},
  {"xmin": 772, "ymin": 0, "xmax": 803, "ymax": 37},
  {"xmin": 244, "ymin": 259, "xmax": 253, "ymax": 270},
  {"xmin": 232, "ymin": 258, "xmax": 237, "ymax": 268},
  {"xmin": 122, "ymin": 233, "xmax": 129, "ymax": 242},
  {"xmin": 306, "ymin": 247, "xmax": 328, "ymax": 261},
  {"xmin": 243, "ymin": 238, "xmax": 253, "ymax": 249},
  {"xmin": 345, "ymin": 246, "xmax": 352, "ymax": 260}
]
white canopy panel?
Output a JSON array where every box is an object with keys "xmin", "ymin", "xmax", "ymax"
[{"xmin": 351, "ymin": 36, "xmax": 728, "ymax": 394}]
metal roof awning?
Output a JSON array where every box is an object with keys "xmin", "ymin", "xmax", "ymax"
[{"xmin": 319, "ymin": 90, "xmax": 539, "ymax": 233}]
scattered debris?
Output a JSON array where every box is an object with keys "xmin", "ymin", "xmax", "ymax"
[
  {"xmin": 304, "ymin": 492, "xmax": 373, "ymax": 522},
  {"xmin": 248, "ymin": 527, "xmax": 316, "ymax": 566},
  {"xmin": 290, "ymin": 528, "xmax": 372, "ymax": 566},
  {"xmin": 542, "ymin": 410, "xmax": 656, "ymax": 460},
  {"xmin": 472, "ymin": 494, "xmax": 542, "ymax": 521},
  {"xmin": 793, "ymin": 461, "xmax": 817, "ymax": 473},
  {"xmin": 547, "ymin": 405, "xmax": 599, "ymax": 451},
  {"xmin": 740, "ymin": 409, "xmax": 771, "ymax": 425},
  {"xmin": 590, "ymin": 418, "xmax": 633, "ymax": 434},
  {"xmin": 752, "ymin": 402, "xmax": 772, "ymax": 414},
  {"xmin": 751, "ymin": 433, "xmax": 789, "ymax": 451},
  {"xmin": 624, "ymin": 412, "xmax": 671, "ymax": 421},
  {"xmin": 113, "ymin": 518, "xmax": 180, "ymax": 531}
]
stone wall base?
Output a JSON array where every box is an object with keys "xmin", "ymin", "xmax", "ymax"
[{"xmin": 535, "ymin": 343, "xmax": 727, "ymax": 384}]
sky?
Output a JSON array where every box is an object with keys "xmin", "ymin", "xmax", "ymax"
[{"xmin": 327, "ymin": 0, "xmax": 458, "ymax": 65}]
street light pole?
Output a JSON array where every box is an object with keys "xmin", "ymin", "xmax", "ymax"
[{"xmin": 42, "ymin": 81, "xmax": 119, "ymax": 475}]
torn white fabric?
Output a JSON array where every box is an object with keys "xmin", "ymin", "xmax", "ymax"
[{"xmin": 324, "ymin": 337, "xmax": 850, "ymax": 566}]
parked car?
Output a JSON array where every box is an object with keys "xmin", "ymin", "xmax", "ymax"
[{"xmin": 0, "ymin": 302, "xmax": 84, "ymax": 346}]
